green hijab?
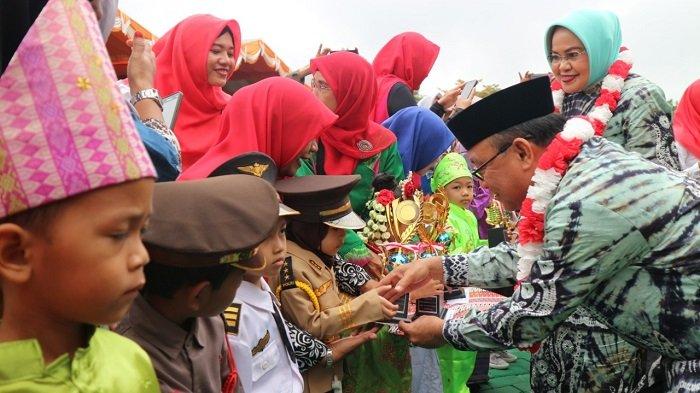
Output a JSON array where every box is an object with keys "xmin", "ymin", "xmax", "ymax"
[
  {"xmin": 545, "ymin": 9, "xmax": 622, "ymax": 87},
  {"xmin": 430, "ymin": 152, "xmax": 471, "ymax": 192}
]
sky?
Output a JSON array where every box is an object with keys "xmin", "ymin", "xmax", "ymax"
[{"xmin": 119, "ymin": 0, "xmax": 699, "ymax": 100}]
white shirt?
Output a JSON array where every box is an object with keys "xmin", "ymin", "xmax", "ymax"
[{"xmin": 228, "ymin": 280, "xmax": 304, "ymax": 393}]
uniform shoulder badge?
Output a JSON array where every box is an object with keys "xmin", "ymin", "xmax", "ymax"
[
  {"xmin": 280, "ymin": 256, "xmax": 296, "ymax": 291},
  {"xmin": 251, "ymin": 330, "xmax": 270, "ymax": 356},
  {"xmin": 307, "ymin": 257, "xmax": 323, "ymax": 271},
  {"xmin": 224, "ymin": 303, "xmax": 242, "ymax": 335}
]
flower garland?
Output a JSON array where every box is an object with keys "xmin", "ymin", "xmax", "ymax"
[{"xmin": 516, "ymin": 47, "xmax": 632, "ymax": 284}]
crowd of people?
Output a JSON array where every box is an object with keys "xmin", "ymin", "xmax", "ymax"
[{"xmin": 0, "ymin": 0, "xmax": 698, "ymax": 392}]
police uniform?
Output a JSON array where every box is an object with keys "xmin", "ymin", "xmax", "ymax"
[
  {"xmin": 117, "ymin": 175, "xmax": 281, "ymax": 393},
  {"xmin": 214, "ymin": 152, "xmax": 374, "ymax": 386},
  {"xmin": 270, "ymin": 175, "xmax": 388, "ymax": 393}
]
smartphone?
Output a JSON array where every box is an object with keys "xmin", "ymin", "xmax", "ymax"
[
  {"xmin": 459, "ymin": 80, "xmax": 478, "ymax": 100},
  {"xmin": 161, "ymin": 91, "xmax": 183, "ymax": 130}
]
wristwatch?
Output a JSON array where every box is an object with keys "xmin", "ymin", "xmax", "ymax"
[
  {"xmin": 131, "ymin": 88, "xmax": 163, "ymax": 111},
  {"xmin": 324, "ymin": 349, "xmax": 334, "ymax": 368}
]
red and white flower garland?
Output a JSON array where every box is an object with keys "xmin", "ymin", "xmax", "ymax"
[{"xmin": 516, "ymin": 47, "xmax": 633, "ymax": 283}]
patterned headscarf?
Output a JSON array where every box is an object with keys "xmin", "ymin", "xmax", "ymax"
[
  {"xmin": 0, "ymin": 0, "xmax": 155, "ymax": 219},
  {"xmin": 430, "ymin": 153, "xmax": 471, "ymax": 192}
]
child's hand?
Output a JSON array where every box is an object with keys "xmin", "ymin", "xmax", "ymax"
[
  {"xmin": 380, "ymin": 296, "xmax": 399, "ymax": 319},
  {"xmin": 365, "ymin": 251, "xmax": 387, "ymax": 280},
  {"xmin": 372, "ymin": 285, "xmax": 399, "ymax": 318},
  {"xmin": 329, "ymin": 327, "xmax": 379, "ymax": 361},
  {"xmin": 360, "ymin": 279, "xmax": 380, "ymax": 293}
]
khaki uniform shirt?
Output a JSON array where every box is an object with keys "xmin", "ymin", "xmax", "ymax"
[
  {"xmin": 269, "ymin": 241, "xmax": 385, "ymax": 393},
  {"xmin": 116, "ymin": 294, "xmax": 230, "ymax": 393}
]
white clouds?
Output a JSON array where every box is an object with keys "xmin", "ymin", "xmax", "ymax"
[{"xmin": 119, "ymin": 0, "xmax": 699, "ymax": 99}]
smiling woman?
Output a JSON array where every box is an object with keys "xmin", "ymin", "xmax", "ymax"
[
  {"xmin": 153, "ymin": 15, "xmax": 242, "ymax": 170},
  {"xmin": 545, "ymin": 9, "xmax": 680, "ymax": 170}
]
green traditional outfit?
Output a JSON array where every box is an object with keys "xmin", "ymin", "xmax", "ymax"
[
  {"xmin": 0, "ymin": 327, "xmax": 159, "ymax": 392},
  {"xmin": 415, "ymin": 153, "xmax": 484, "ymax": 393},
  {"xmin": 442, "ymin": 138, "xmax": 700, "ymax": 392}
]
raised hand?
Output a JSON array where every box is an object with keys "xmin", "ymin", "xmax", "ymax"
[{"xmin": 329, "ymin": 326, "xmax": 379, "ymax": 361}]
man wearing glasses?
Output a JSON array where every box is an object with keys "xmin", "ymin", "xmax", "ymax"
[{"xmin": 380, "ymin": 77, "xmax": 700, "ymax": 392}]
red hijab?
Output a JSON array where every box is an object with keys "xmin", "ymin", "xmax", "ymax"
[
  {"xmin": 371, "ymin": 32, "xmax": 440, "ymax": 122},
  {"xmin": 310, "ymin": 52, "xmax": 396, "ymax": 175},
  {"xmin": 153, "ymin": 15, "xmax": 241, "ymax": 170},
  {"xmin": 179, "ymin": 77, "xmax": 338, "ymax": 180},
  {"xmin": 674, "ymin": 79, "xmax": 700, "ymax": 160}
]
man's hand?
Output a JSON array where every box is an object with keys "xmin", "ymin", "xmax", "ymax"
[
  {"xmin": 127, "ymin": 32, "xmax": 156, "ymax": 94},
  {"xmin": 329, "ymin": 327, "xmax": 379, "ymax": 362},
  {"xmin": 398, "ymin": 316, "xmax": 447, "ymax": 348},
  {"xmin": 378, "ymin": 256, "xmax": 444, "ymax": 302}
]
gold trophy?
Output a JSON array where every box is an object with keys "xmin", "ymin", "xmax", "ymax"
[{"xmin": 485, "ymin": 199, "xmax": 518, "ymax": 246}]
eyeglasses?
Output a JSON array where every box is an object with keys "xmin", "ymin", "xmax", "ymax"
[
  {"xmin": 548, "ymin": 49, "xmax": 586, "ymax": 65},
  {"xmin": 470, "ymin": 142, "xmax": 512, "ymax": 181},
  {"xmin": 310, "ymin": 78, "xmax": 332, "ymax": 91}
]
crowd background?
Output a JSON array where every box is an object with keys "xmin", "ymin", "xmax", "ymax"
[{"xmin": 118, "ymin": 0, "xmax": 700, "ymax": 102}]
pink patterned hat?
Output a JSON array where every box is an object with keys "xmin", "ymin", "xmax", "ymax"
[{"xmin": 0, "ymin": 0, "xmax": 156, "ymax": 219}]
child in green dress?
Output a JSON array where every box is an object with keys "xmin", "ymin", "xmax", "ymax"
[{"xmin": 427, "ymin": 152, "xmax": 489, "ymax": 393}]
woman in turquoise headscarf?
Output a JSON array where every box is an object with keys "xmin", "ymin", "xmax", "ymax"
[
  {"xmin": 545, "ymin": 9, "xmax": 679, "ymax": 169},
  {"xmin": 532, "ymin": 10, "xmax": 658, "ymax": 392}
]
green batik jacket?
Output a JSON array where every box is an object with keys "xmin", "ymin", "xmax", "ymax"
[
  {"xmin": 562, "ymin": 74, "xmax": 680, "ymax": 170},
  {"xmin": 297, "ymin": 142, "xmax": 404, "ymax": 264},
  {"xmin": 442, "ymin": 138, "xmax": 700, "ymax": 391}
]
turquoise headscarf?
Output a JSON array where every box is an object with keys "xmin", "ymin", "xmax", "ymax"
[{"xmin": 545, "ymin": 10, "xmax": 622, "ymax": 87}]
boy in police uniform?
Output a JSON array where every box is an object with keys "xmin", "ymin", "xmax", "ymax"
[
  {"xmin": 215, "ymin": 153, "xmax": 305, "ymax": 393},
  {"xmin": 116, "ymin": 174, "xmax": 280, "ymax": 393},
  {"xmin": 270, "ymin": 175, "xmax": 398, "ymax": 393},
  {"xmin": 214, "ymin": 152, "xmax": 382, "ymax": 393}
]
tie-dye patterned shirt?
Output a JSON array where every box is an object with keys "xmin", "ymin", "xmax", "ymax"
[{"xmin": 441, "ymin": 138, "xmax": 700, "ymax": 389}]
